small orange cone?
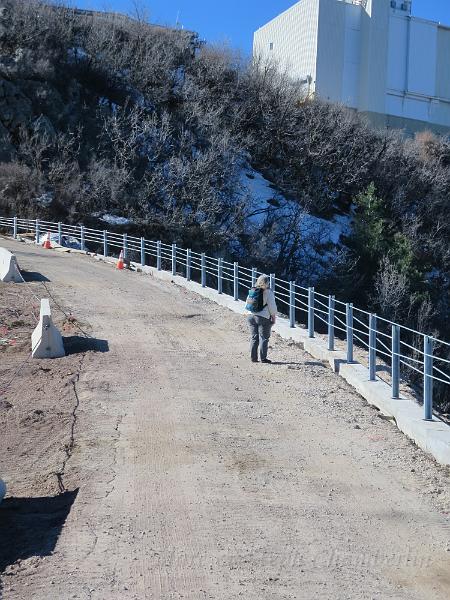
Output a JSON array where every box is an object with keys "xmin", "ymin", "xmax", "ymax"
[
  {"xmin": 117, "ymin": 249, "xmax": 124, "ymax": 270},
  {"xmin": 43, "ymin": 231, "xmax": 52, "ymax": 249}
]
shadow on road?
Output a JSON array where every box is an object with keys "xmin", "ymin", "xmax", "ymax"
[
  {"xmin": 64, "ymin": 336, "xmax": 109, "ymax": 355},
  {"xmin": 0, "ymin": 490, "xmax": 78, "ymax": 575},
  {"xmin": 20, "ymin": 270, "xmax": 50, "ymax": 282},
  {"xmin": 268, "ymin": 361, "xmax": 305, "ymax": 366}
]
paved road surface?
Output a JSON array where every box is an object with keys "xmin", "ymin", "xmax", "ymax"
[{"xmin": 1, "ymin": 239, "xmax": 450, "ymax": 600}]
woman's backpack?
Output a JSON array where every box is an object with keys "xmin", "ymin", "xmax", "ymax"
[{"xmin": 245, "ymin": 287, "xmax": 266, "ymax": 313}]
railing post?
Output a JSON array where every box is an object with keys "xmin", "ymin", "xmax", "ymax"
[
  {"xmin": 308, "ymin": 287, "xmax": 315, "ymax": 338},
  {"xmin": 218, "ymin": 258, "xmax": 223, "ymax": 294},
  {"xmin": 58, "ymin": 221, "xmax": 62, "ymax": 246},
  {"xmin": 35, "ymin": 219, "xmax": 40, "ymax": 244},
  {"xmin": 346, "ymin": 303, "xmax": 354, "ymax": 363},
  {"xmin": 13, "ymin": 216, "xmax": 17, "ymax": 239},
  {"xmin": 392, "ymin": 325, "xmax": 400, "ymax": 399},
  {"xmin": 328, "ymin": 295, "xmax": 335, "ymax": 351},
  {"xmin": 233, "ymin": 262, "xmax": 239, "ymax": 301},
  {"xmin": 186, "ymin": 249, "xmax": 191, "ymax": 281},
  {"xmin": 172, "ymin": 243, "xmax": 177, "ymax": 276},
  {"xmin": 424, "ymin": 336, "xmax": 434, "ymax": 421},
  {"xmin": 251, "ymin": 268, "xmax": 257, "ymax": 287},
  {"xmin": 140, "ymin": 237, "xmax": 145, "ymax": 267},
  {"xmin": 80, "ymin": 225, "xmax": 85, "ymax": 251},
  {"xmin": 103, "ymin": 230, "xmax": 108, "ymax": 257},
  {"xmin": 289, "ymin": 281, "xmax": 296, "ymax": 328},
  {"xmin": 157, "ymin": 241, "xmax": 162, "ymax": 271},
  {"xmin": 123, "ymin": 233, "xmax": 128, "ymax": 260},
  {"xmin": 201, "ymin": 253, "xmax": 206, "ymax": 287},
  {"xmin": 369, "ymin": 314, "xmax": 377, "ymax": 381},
  {"xmin": 270, "ymin": 273, "xmax": 275, "ymax": 293}
]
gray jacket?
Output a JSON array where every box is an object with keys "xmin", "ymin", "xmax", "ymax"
[{"xmin": 248, "ymin": 288, "xmax": 277, "ymax": 320}]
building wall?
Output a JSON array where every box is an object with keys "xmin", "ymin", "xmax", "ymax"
[
  {"xmin": 408, "ymin": 19, "xmax": 437, "ymax": 96},
  {"xmin": 384, "ymin": 12, "xmax": 450, "ymax": 130},
  {"xmin": 253, "ymin": 0, "xmax": 320, "ymax": 86},
  {"xmin": 436, "ymin": 27, "xmax": 450, "ymax": 100},
  {"xmin": 253, "ymin": 0, "xmax": 450, "ymax": 133},
  {"xmin": 341, "ymin": 4, "xmax": 363, "ymax": 107},
  {"xmin": 315, "ymin": 0, "xmax": 345, "ymax": 103},
  {"xmin": 361, "ymin": 111, "xmax": 450, "ymax": 137},
  {"xmin": 358, "ymin": 0, "xmax": 390, "ymax": 115},
  {"xmin": 316, "ymin": 0, "xmax": 388, "ymax": 114}
]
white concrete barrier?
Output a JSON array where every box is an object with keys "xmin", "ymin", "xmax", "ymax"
[
  {"xmin": 0, "ymin": 246, "xmax": 22, "ymax": 282},
  {"xmin": 0, "ymin": 478, "xmax": 6, "ymax": 503},
  {"xmin": 31, "ymin": 299, "xmax": 65, "ymax": 359}
]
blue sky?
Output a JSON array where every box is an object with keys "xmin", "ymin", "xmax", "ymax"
[{"xmin": 72, "ymin": 0, "xmax": 450, "ymax": 55}]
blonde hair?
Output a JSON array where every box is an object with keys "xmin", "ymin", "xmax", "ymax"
[{"xmin": 255, "ymin": 274, "xmax": 270, "ymax": 289}]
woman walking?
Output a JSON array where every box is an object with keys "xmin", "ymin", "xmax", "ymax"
[{"xmin": 245, "ymin": 274, "xmax": 277, "ymax": 363}]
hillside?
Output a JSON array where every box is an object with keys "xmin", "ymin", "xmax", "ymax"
[{"xmin": 0, "ymin": 1, "xmax": 449, "ymax": 403}]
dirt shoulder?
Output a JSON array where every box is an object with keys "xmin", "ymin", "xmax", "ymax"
[
  {"xmin": 0, "ymin": 238, "xmax": 449, "ymax": 600},
  {"xmin": 0, "ymin": 264, "xmax": 104, "ymax": 583}
]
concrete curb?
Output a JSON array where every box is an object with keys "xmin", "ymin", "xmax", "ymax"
[{"xmin": 0, "ymin": 246, "xmax": 22, "ymax": 282}]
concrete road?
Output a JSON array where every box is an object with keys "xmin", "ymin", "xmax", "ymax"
[{"xmin": 1, "ymin": 239, "xmax": 450, "ymax": 600}]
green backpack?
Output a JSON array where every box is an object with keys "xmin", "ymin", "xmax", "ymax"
[{"xmin": 245, "ymin": 287, "xmax": 266, "ymax": 313}]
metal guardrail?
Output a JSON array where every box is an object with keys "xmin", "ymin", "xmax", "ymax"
[{"xmin": 2, "ymin": 215, "xmax": 450, "ymax": 420}]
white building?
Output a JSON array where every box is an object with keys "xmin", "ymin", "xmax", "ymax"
[{"xmin": 253, "ymin": 0, "xmax": 450, "ymax": 134}]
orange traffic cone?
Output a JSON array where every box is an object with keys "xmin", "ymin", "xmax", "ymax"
[
  {"xmin": 43, "ymin": 231, "xmax": 52, "ymax": 249},
  {"xmin": 117, "ymin": 249, "xmax": 124, "ymax": 270}
]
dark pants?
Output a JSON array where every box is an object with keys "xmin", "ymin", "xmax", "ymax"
[{"xmin": 247, "ymin": 315, "xmax": 272, "ymax": 361}]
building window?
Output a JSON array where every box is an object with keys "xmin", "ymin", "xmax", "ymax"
[{"xmin": 269, "ymin": 42, "xmax": 274, "ymax": 51}]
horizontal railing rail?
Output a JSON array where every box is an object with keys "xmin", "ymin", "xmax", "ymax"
[{"xmin": 1, "ymin": 215, "xmax": 449, "ymax": 420}]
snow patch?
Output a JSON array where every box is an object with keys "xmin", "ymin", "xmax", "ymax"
[
  {"xmin": 241, "ymin": 168, "xmax": 281, "ymax": 222},
  {"xmin": 33, "ymin": 192, "xmax": 53, "ymax": 207},
  {"xmin": 241, "ymin": 166, "xmax": 351, "ymax": 245},
  {"xmin": 67, "ymin": 47, "xmax": 88, "ymax": 63},
  {"xmin": 98, "ymin": 97, "xmax": 119, "ymax": 112},
  {"xmin": 101, "ymin": 214, "xmax": 132, "ymax": 226}
]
